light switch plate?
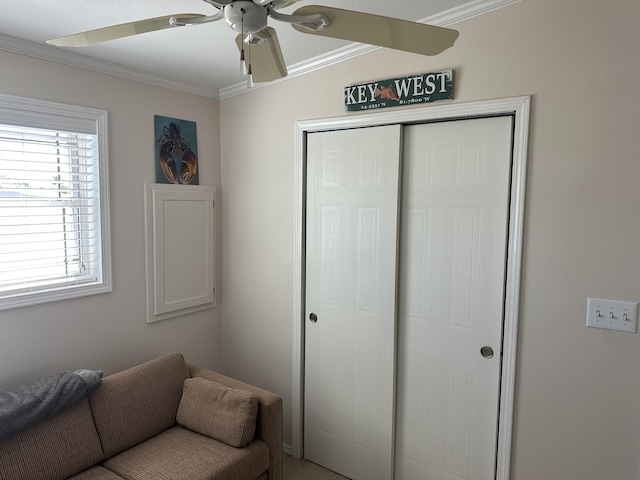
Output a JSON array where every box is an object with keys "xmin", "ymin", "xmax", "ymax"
[{"xmin": 586, "ymin": 297, "xmax": 638, "ymax": 333}]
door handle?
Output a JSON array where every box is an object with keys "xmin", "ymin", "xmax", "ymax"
[
  {"xmin": 480, "ymin": 346, "xmax": 494, "ymax": 358},
  {"xmin": 309, "ymin": 313, "xmax": 318, "ymax": 323}
]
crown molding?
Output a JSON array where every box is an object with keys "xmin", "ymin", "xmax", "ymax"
[
  {"xmin": 0, "ymin": 0, "xmax": 522, "ymax": 101},
  {"xmin": 218, "ymin": 41, "xmax": 377, "ymax": 99},
  {"xmin": 427, "ymin": 0, "xmax": 523, "ymax": 26},
  {"xmin": 0, "ymin": 33, "xmax": 219, "ymax": 99}
]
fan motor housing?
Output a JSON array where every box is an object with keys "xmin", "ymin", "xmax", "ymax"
[{"xmin": 224, "ymin": 1, "xmax": 268, "ymax": 34}]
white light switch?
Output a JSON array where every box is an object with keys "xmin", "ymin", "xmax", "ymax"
[{"xmin": 586, "ymin": 297, "xmax": 638, "ymax": 333}]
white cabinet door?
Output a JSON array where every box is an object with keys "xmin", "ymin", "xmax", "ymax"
[
  {"xmin": 305, "ymin": 125, "xmax": 402, "ymax": 480},
  {"xmin": 395, "ymin": 116, "xmax": 512, "ymax": 480}
]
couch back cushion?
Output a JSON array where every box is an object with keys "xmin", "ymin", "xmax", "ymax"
[
  {"xmin": 0, "ymin": 396, "xmax": 104, "ymax": 480},
  {"xmin": 88, "ymin": 352, "xmax": 189, "ymax": 458},
  {"xmin": 177, "ymin": 377, "xmax": 259, "ymax": 447}
]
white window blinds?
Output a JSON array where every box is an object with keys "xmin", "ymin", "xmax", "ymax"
[{"xmin": 0, "ymin": 94, "xmax": 111, "ymax": 310}]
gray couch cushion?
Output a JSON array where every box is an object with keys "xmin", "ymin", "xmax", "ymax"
[
  {"xmin": 177, "ymin": 377, "xmax": 258, "ymax": 447},
  {"xmin": 88, "ymin": 353, "xmax": 190, "ymax": 458},
  {"xmin": 0, "ymin": 397, "xmax": 104, "ymax": 480},
  {"xmin": 102, "ymin": 425, "xmax": 270, "ymax": 480}
]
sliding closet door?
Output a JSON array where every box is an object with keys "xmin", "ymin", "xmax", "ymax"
[
  {"xmin": 305, "ymin": 125, "xmax": 402, "ymax": 480},
  {"xmin": 395, "ymin": 116, "xmax": 513, "ymax": 480}
]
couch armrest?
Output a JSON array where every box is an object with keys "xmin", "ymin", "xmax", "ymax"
[{"xmin": 187, "ymin": 364, "xmax": 283, "ymax": 480}]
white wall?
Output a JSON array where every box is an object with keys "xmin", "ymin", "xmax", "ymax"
[
  {"xmin": 0, "ymin": 50, "xmax": 222, "ymax": 389},
  {"xmin": 219, "ymin": 0, "xmax": 640, "ymax": 478}
]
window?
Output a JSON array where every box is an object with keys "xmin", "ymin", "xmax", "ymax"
[{"xmin": 0, "ymin": 94, "xmax": 111, "ymax": 310}]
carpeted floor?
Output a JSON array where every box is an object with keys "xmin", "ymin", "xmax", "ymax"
[{"xmin": 283, "ymin": 454, "xmax": 350, "ymax": 480}]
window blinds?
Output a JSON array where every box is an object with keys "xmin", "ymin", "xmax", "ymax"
[{"xmin": 0, "ymin": 123, "xmax": 102, "ymax": 295}]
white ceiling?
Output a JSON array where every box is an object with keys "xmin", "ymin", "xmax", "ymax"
[{"xmin": 0, "ymin": 0, "xmax": 479, "ymax": 98}]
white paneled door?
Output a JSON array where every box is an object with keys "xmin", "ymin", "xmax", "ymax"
[
  {"xmin": 304, "ymin": 125, "xmax": 402, "ymax": 480},
  {"xmin": 305, "ymin": 116, "xmax": 513, "ymax": 480},
  {"xmin": 395, "ymin": 116, "xmax": 512, "ymax": 480}
]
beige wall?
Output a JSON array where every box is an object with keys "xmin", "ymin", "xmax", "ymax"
[
  {"xmin": 0, "ymin": 50, "xmax": 222, "ymax": 389},
  {"xmin": 220, "ymin": 0, "xmax": 640, "ymax": 478}
]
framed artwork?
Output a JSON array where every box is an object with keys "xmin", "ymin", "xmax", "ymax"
[{"xmin": 154, "ymin": 115, "xmax": 199, "ymax": 185}]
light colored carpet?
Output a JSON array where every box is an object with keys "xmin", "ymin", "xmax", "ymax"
[{"xmin": 283, "ymin": 454, "xmax": 350, "ymax": 480}]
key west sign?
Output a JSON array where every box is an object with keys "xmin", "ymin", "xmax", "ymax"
[{"xmin": 344, "ymin": 69, "xmax": 453, "ymax": 112}]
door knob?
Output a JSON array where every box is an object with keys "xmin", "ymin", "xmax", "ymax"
[
  {"xmin": 309, "ymin": 313, "xmax": 318, "ymax": 323},
  {"xmin": 480, "ymin": 346, "xmax": 494, "ymax": 358}
]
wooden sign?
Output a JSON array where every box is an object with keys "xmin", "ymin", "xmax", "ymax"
[{"xmin": 344, "ymin": 69, "xmax": 453, "ymax": 112}]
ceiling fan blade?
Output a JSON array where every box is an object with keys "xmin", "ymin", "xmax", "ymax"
[
  {"xmin": 291, "ymin": 5, "xmax": 459, "ymax": 56},
  {"xmin": 47, "ymin": 14, "xmax": 206, "ymax": 47},
  {"xmin": 235, "ymin": 27, "xmax": 288, "ymax": 83}
]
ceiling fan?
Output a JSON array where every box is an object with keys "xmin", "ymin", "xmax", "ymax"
[{"xmin": 47, "ymin": 0, "xmax": 459, "ymax": 85}]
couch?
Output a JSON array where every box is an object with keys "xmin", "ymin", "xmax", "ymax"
[{"xmin": 0, "ymin": 353, "xmax": 283, "ymax": 480}]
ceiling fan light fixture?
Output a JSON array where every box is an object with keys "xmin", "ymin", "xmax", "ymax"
[{"xmin": 224, "ymin": 1, "xmax": 267, "ymax": 34}]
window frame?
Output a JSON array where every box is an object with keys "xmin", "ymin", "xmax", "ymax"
[{"xmin": 0, "ymin": 93, "xmax": 112, "ymax": 310}]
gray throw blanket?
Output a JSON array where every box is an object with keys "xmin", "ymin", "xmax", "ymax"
[{"xmin": 0, "ymin": 368, "xmax": 103, "ymax": 442}]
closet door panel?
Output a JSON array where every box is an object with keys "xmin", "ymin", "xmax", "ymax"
[
  {"xmin": 305, "ymin": 125, "xmax": 402, "ymax": 480},
  {"xmin": 396, "ymin": 116, "xmax": 513, "ymax": 480}
]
